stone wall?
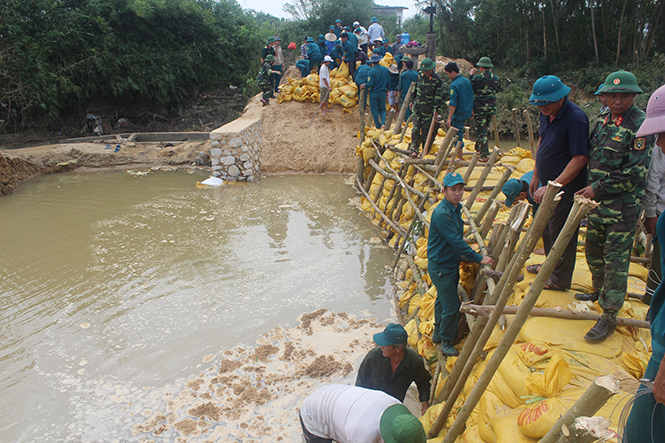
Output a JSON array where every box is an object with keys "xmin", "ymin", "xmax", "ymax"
[{"xmin": 209, "ymin": 118, "xmax": 262, "ymax": 181}]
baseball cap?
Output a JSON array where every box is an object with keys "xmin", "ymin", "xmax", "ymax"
[
  {"xmin": 323, "ymin": 55, "xmax": 333, "ymax": 63},
  {"xmin": 373, "ymin": 323, "xmax": 407, "ymax": 346},
  {"xmin": 353, "ymin": 21, "xmax": 360, "ymax": 26},
  {"xmin": 502, "ymin": 178, "xmax": 522, "ymax": 207},
  {"xmin": 443, "ymin": 172, "xmax": 465, "ymax": 187},
  {"xmin": 380, "ymin": 404, "xmax": 426, "ymax": 443}
]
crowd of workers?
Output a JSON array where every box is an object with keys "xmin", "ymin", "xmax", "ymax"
[{"xmin": 254, "ymin": 21, "xmax": 665, "ymax": 441}]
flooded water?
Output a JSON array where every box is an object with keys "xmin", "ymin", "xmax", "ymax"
[{"xmin": 0, "ymin": 170, "xmax": 398, "ymax": 442}]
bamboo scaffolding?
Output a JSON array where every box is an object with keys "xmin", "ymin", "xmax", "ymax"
[
  {"xmin": 355, "ymin": 176, "xmax": 408, "ymax": 238},
  {"xmin": 430, "ymin": 183, "xmax": 561, "ymax": 431},
  {"xmin": 462, "ymin": 153, "xmax": 479, "ymax": 183},
  {"xmin": 479, "ymin": 201, "xmax": 501, "ymax": 239},
  {"xmin": 473, "ymin": 166, "xmax": 514, "ymax": 226},
  {"xmin": 461, "ymin": 304, "xmax": 650, "ymax": 328},
  {"xmin": 434, "ymin": 127, "xmax": 459, "ymax": 167},
  {"xmin": 399, "ymin": 114, "xmax": 414, "ymax": 144},
  {"xmin": 541, "ymin": 376, "xmax": 619, "ymax": 443},
  {"xmin": 439, "ymin": 195, "xmax": 599, "ymax": 442},
  {"xmin": 464, "ymin": 148, "xmax": 501, "ymax": 210}
]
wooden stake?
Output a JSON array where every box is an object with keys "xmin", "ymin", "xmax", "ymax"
[
  {"xmin": 394, "ymin": 82, "xmax": 415, "ymax": 132},
  {"xmin": 399, "ymin": 114, "xmax": 414, "ymax": 144},
  {"xmin": 492, "ymin": 114, "xmax": 501, "ymax": 150},
  {"xmin": 439, "ymin": 195, "xmax": 599, "ymax": 443},
  {"xmin": 434, "ymin": 127, "xmax": 459, "ymax": 168},
  {"xmin": 422, "ymin": 112, "xmax": 440, "ymax": 157},
  {"xmin": 462, "ymin": 153, "xmax": 479, "ymax": 183},
  {"xmin": 523, "ymin": 109, "xmax": 535, "ymax": 156},
  {"xmin": 473, "ymin": 166, "xmax": 514, "ymax": 226},
  {"xmin": 511, "ymin": 108, "xmax": 521, "ymax": 147},
  {"xmin": 385, "ymin": 108, "xmax": 396, "ymax": 129},
  {"xmin": 461, "ymin": 304, "xmax": 649, "ymax": 328},
  {"xmin": 479, "ymin": 200, "xmax": 501, "ymax": 240},
  {"xmin": 541, "ymin": 376, "xmax": 619, "ymax": 443},
  {"xmin": 464, "ymin": 148, "xmax": 501, "ymax": 210}
]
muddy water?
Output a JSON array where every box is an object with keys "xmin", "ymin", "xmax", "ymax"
[{"xmin": 0, "ymin": 170, "xmax": 398, "ymax": 442}]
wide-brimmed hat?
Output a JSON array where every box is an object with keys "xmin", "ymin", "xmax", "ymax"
[
  {"xmin": 502, "ymin": 178, "xmax": 522, "ymax": 207},
  {"xmin": 637, "ymin": 84, "xmax": 665, "ymax": 137},
  {"xmin": 325, "ymin": 33, "xmax": 336, "ymax": 42},
  {"xmin": 529, "ymin": 75, "xmax": 571, "ymax": 105},
  {"xmin": 374, "ymin": 324, "xmax": 407, "ymax": 346},
  {"xmin": 388, "ymin": 63, "xmax": 399, "ymax": 74},
  {"xmin": 370, "ymin": 54, "xmax": 381, "ymax": 64},
  {"xmin": 419, "ymin": 58, "xmax": 435, "ymax": 71},
  {"xmin": 379, "ymin": 405, "xmax": 426, "ymax": 443},
  {"xmin": 371, "ymin": 16, "xmax": 378, "ymax": 22},
  {"xmin": 600, "ymin": 70, "xmax": 643, "ymax": 94},
  {"xmin": 443, "ymin": 172, "xmax": 465, "ymax": 187},
  {"xmin": 477, "ymin": 56, "xmax": 493, "ymax": 68}
]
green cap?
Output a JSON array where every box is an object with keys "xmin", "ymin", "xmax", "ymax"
[
  {"xmin": 502, "ymin": 178, "xmax": 522, "ymax": 207},
  {"xmin": 443, "ymin": 172, "xmax": 465, "ymax": 187},
  {"xmin": 419, "ymin": 58, "xmax": 435, "ymax": 71},
  {"xmin": 600, "ymin": 70, "xmax": 643, "ymax": 94},
  {"xmin": 477, "ymin": 57, "xmax": 493, "ymax": 68},
  {"xmin": 380, "ymin": 405, "xmax": 426, "ymax": 443},
  {"xmin": 264, "ymin": 54, "xmax": 274, "ymax": 62},
  {"xmin": 266, "ymin": 37, "xmax": 275, "ymax": 44}
]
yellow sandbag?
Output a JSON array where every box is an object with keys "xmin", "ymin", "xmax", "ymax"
[
  {"xmin": 500, "ymin": 155, "xmax": 522, "ymax": 165},
  {"xmin": 292, "ymin": 92, "xmax": 306, "ymax": 102},
  {"xmin": 516, "ymin": 158, "xmax": 535, "ymax": 174},
  {"xmin": 488, "ymin": 409, "xmax": 539, "ymax": 443},
  {"xmin": 379, "ymin": 52, "xmax": 394, "ymax": 68},
  {"xmin": 420, "ymin": 403, "xmax": 453, "ymax": 438},
  {"xmin": 360, "ymin": 197, "xmax": 372, "ymax": 212},
  {"xmin": 330, "ymin": 68, "xmax": 338, "ymax": 77},
  {"xmin": 339, "ymin": 95, "xmax": 357, "ymax": 108},
  {"xmin": 278, "ymin": 93, "xmax": 291, "ymax": 103},
  {"xmin": 405, "ymin": 319, "xmax": 419, "ymax": 350},
  {"xmin": 417, "ymin": 336, "xmax": 437, "ymax": 363},
  {"xmin": 629, "ymin": 262, "xmax": 649, "ymax": 282},
  {"xmin": 336, "ymin": 61, "xmax": 349, "ymax": 78}
]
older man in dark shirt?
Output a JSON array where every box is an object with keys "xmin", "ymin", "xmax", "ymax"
[
  {"xmin": 528, "ymin": 75, "xmax": 589, "ymax": 290},
  {"xmin": 356, "ymin": 323, "xmax": 431, "ymax": 415}
]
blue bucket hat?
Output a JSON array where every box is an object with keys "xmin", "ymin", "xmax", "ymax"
[
  {"xmin": 335, "ymin": 18, "xmax": 341, "ymax": 23},
  {"xmin": 306, "ymin": 37, "xmax": 314, "ymax": 43},
  {"xmin": 529, "ymin": 75, "xmax": 571, "ymax": 105},
  {"xmin": 502, "ymin": 178, "xmax": 523, "ymax": 207},
  {"xmin": 318, "ymin": 34, "xmax": 324, "ymax": 42},
  {"xmin": 329, "ymin": 25, "xmax": 335, "ymax": 30},
  {"xmin": 371, "ymin": 16, "xmax": 378, "ymax": 22},
  {"xmin": 443, "ymin": 172, "xmax": 465, "ymax": 187},
  {"xmin": 594, "ymin": 84, "xmax": 605, "ymax": 96},
  {"xmin": 370, "ymin": 54, "xmax": 381, "ymax": 63},
  {"xmin": 374, "ymin": 324, "xmax": 408, "ymax": 346}
]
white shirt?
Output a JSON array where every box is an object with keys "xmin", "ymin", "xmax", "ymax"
[
  {"xmin": 367, "ymin": 23, "xmax": 384, "ymax": 43},
  {"xmin": 300, "ymin": 384, "xmax": 400, "ymax": 443},
  {"xmin": 356, "ymin": 26, "xmax": 369, "ymax": 45},
  {"xmin": 319, "ymin": 64, "xmax": 330, "ymax": 88}
]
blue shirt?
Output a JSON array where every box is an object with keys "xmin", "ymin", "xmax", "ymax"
[
  {"xmin": 354, "ymin": 65, "xmax": 371, "ymax": 87},
  {"xmin": 347, "ymin": 33, "xmax": 359, "ymax": 52},
  {"xmin": 307, "ymin": 43, "xmax": 322, "ymax": 61},
  {"xmin": 399, "ymin": 70, "xmax": 418, "ymax": 96},
  {"xmin": 427, "ymin": 198, "xmax": 483, "ymax": 271},
  {"xmin": 449, "ymin": 75, "xmax": 473, "ymax": 120},
  {"xmin": 340, "ymin": 40, "xmax": 355, "ymax": 62},
  {"xmin": 536, "ymin": 97, "xmax": 589, "ymax": 194},
  {"xmin": 366, "ymin": 65, "xmax": 390, "ymax": 94},
  {"xmin": 652, "ymin": 212, "xmax": 665, "ymax": 363}
]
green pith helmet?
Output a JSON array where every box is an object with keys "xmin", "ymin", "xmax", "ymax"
[
  {"xmin": 419, "ymin": 58, "xmax": 435, "ymax": 71},
  {"xmin": 266, "ymin": 37, "xmax": 275, "ymax": 45},
  {"xmin": 594, "ymin": 84, "xmax": 605, "ymax": 96},
  {"xmin": 600, "ymin": 70, "xmax": 643, "ymax": 94},
  {"xmin": 477, "ymin": 57, "xmax": 493, "ymax": 68},
  {"xmin": 264, "ymin": 54, "xmax": 274, "ymax": 62}
]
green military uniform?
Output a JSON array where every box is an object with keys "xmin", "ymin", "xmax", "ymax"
[
  {"xmin": 257, "ymin": 57, "xmax": 277, "ymax": 104},
  {"xmin": 469, "ymin": 57, "xmax": 500, "ymax": 159},
  {"xmin": 586, "ymin": 105, "xmax": 654, "ymax": 317},
  {"xmin": 409, "ymin": 58, "xmax": 444, "ymax": 155}
]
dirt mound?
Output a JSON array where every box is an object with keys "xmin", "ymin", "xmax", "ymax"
[
  {"xmin": 245, "ymin": 93, "xmax": 360, "ymax": 174},
  {"xmin": 435, "ymin": 56, "xmax": 474, "ymax": 74}
]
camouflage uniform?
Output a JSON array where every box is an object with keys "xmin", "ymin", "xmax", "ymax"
[
  {"xmin": 586, "ymin": 106, "xmax": 654, "ymax": 318},
  {"xmin": 409, "ymin": 71, "xmax": 444, "ymax": 154},
  {"xmin": 469, "ymin": 70, "xmax": 501, "ymax": 158},
  {"xmin": 257, "ymin": 61, "xmax": 274, "ymax": 102}
]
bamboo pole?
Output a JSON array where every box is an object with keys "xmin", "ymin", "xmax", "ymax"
[
  {"xmin": 555, "ymin": 417, "xmax": 614, "ymax": 443},
  {"xmin": 444, "ymin": 142, "xmax": 460, "ymax": 175},
  {"xmin": 439, "ymin": 195, "xmax": 599, "ymax": 443},
  {"xmin": 492, "ymin": 115, "xmax": 501, "ymax": 150},
  {"xmin": 431, "ymin": 183, "xmax": 561, "ymax": 427},
  {"xmin": 464, "ymin": 148, "xmax": 500, "ymax": 210},
  {"xmin": 512, "ymin": 108, "xmax": 521, "ymax": 147},
  {"xmin": 541, "ymin": 376, "xmax": 619, "ymax": 443},
  {"xmin": 434, "ymin": 127, "xmax": 459, "ymax": 167},
  {"xmin": 461, "ymin": 304, "xmax": 650, "ymax": 328},
  {"xmin": 385, "ymin": 163, "xmax": 407, "ymax": 220},
  {"xmin": 422, "ymin": 112, "xmax": 439, "ymax": 157},
  {"xmin": 462, "ymin": 153, "xmax": 479, "ymax": 183},
  {"xmin": 399, "ymin": 114, "xmax": 414, "ymax": 144},
  {"xmin": 357, "ymin": 88, "xmax": 368, "ymax": 188},
  {"xmin": 479, "ymin": 201, "xmax": 501, "ymax": 239},
  {"xmin": 523, "ymin": 109, "xmax": 535, "ymax": 156},
  {"xmin": 394, "ymin": 82, "xmax": 415, "ymax": 132},
  {"xmin": 355, "ymin": 176, "xmax": 408, "ymax": 238},
  {"xmin": 473, "ymin": 166, "xmax": 514, "ymax": 226}
]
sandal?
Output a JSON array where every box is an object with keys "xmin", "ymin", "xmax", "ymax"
[
  {"xmin": 526, "ymin": 264, "xmax": 541, "ymax": 274},
  {"xmin": 544, "ymin": 280, "xmax": 569, "ymax": 292}
]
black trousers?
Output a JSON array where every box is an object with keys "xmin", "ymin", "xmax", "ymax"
[{"xmin": 541, "ymin": 192, "xmax": 580, "ymax": 288}]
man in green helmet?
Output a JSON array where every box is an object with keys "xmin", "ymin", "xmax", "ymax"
[
  {"xmin": 408, "ymin": 58, "xmax": 444, "ymax": 157},
  {"xmin": 469, "ymin": 57, "xmax": 501, "ymax": 162},
  {"xmin": 575, "ymin": 70, "xmax": 655, "ymax": 343},
  {"xmin": 257, "ymin": 54, "xmax": 280, "ymax": 106}
]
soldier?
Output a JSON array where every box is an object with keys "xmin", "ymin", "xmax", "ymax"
[
  {"xmin": 257, "ymin": 55, "xmax": 280, "ymax": 106},
  {"xmin": 575, "ymin": 70, "xmax": 655, "ymax": 343},
  {"xmin": 445, "ymin": 62, "xmax": 474, "ymax": 158},
  {"xmin": 469, "ymin": 57, "xmax": 501, "ymax": 162},
  {"xmin": 408, "ymin": 58, "xmax": 444, "ymax": 158},
  {"xmin": 260, "ymin": 36, "xmax": 275, "ymax": 64},
  {"xmin": 339, "ymin": 32, "xmax": 356, "ymax": 78},
  {"xmin": 398, "ymin": 59, "xmax": 417, "ymax": 119}
]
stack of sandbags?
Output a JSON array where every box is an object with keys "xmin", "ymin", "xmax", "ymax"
[{"xmin": 277, "ymin": 61, "xmax": 358, "ymax": 107}]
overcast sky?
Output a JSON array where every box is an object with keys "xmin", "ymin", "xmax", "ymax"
[{"xmin": 238, "ymin": 0, "xmax": 420, "ymax": 21}]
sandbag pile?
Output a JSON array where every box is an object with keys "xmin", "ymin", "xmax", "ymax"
[
  {"xmin": 277, "ymin": 61, "xmax": 358, "ymax": 108},
  {"xmin": 353, "ymin": 125, "xmax": 652, "ymax": 441}
]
